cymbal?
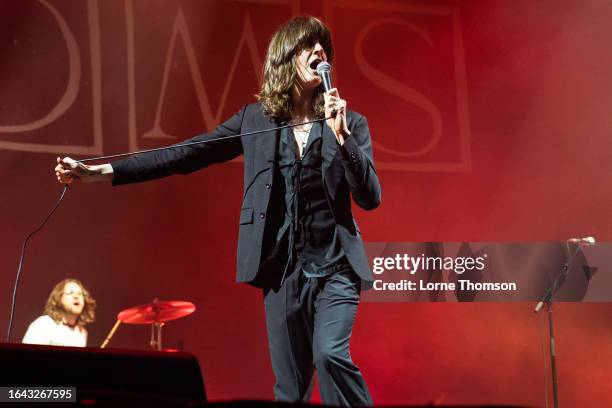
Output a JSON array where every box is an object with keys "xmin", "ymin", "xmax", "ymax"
[{"xmin": 118, "ymin": 300, "xmax": 196, "ymax": 324}]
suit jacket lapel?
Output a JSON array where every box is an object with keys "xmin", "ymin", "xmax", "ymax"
[
  {"xmin": 322, "ymin": 115, "xmax": 358, "ymax": 199},
  {"xmin": 322, "ymin": 121, "xmax": 339, "ymax": 198},
  {"xmin": 258, "ymin": 115, "xmax": 281, "ymax": 164}
]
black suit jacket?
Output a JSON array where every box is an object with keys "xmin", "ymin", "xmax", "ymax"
[{"xmin": 111, "ymin": 103, "xmax": 381, "ymax": 286}]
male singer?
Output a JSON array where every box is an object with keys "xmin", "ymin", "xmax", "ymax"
[{"xmin": 55, "ymin": 16, "xmax": 380, "ymax": 406}]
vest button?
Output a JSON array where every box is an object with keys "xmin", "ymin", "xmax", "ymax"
[
  {"xmin": 259, "ymin": 213, "xmax": 266, "ymax": 219},
  {"xmin": 265, "ymin": 183, "xmax": 271, "ymax": 189}
]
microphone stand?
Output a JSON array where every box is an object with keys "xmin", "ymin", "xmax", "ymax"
[{"xmin": 533, "ymin": 243, "xmax": 583, "ymax": 408}]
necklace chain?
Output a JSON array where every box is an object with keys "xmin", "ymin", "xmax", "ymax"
[{"xmin": 292, "ymin": 120, "xmax": 312, "ymax": 157}]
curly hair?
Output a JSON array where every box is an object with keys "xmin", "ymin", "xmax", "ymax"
[
  {"xmin": 257, "ymin": 16, "xmax": 334, "ymax": 122},
  {"xmin": 44, "ymin": 279, "xmax": 96, "ymax": 326}
]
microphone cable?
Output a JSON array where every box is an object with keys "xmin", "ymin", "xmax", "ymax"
[
  {"xmin": 6, "ymin": 185, "xmax": 69, "ymax": 342},
  {"xmin": 6, "ymin": 117, "xmax": 331, "ymax": 342},
  {"xmin": 77, "ymin": 117, "xmax": 330, "ymax": 163}
]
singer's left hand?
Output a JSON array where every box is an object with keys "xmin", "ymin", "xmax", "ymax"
[{"xmin": 324, "ymin": 88, "xmax": 350, "ymax": 145}]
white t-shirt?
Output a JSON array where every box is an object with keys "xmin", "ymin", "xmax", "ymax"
[{"xmin": 22, "ymin": 315, "xmax": 87, "ymax": 347}]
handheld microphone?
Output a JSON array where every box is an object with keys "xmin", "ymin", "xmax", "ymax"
[
  {"xmin": 316, "ymin": 61, "xmax": 332, "ymax": 92},
  {"xmin": 567, "ymin": 236, "xmax": 596, "ymax": 246}
]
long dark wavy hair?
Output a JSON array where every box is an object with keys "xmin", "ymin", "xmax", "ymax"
[
  {"xmin": 257, "ymin": 16, "xmax": 334, "ymax": 122},
  {"xmin": 44, "ymin": 278, "xmax": 96, "ymax": 326}
]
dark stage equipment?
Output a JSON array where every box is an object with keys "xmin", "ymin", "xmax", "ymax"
[{"xmin": 0, "ymin": 342, "xmax": 206, "ymax": 406}]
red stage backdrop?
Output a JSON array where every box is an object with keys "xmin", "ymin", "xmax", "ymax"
[{"xmin": 1, "ymin": 0, "xmax": 611, "ymax": 406}]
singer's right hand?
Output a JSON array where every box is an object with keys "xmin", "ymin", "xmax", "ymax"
[
  {"xmin": 55, "ymin": 157, "xmax": 100, "ymax": 184},
  {"xmin": 324, "ymin": 88, "xmax": 350, "ymax": 144}
]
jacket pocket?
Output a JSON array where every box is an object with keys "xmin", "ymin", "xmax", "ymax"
[{"xmin": 239, "ymin": 208, "xmax": 254, "ymax": 225}]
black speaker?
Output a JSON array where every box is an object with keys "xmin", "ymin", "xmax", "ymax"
[{"xmin": 0, "ymin": 342, "xmax": 206, "ymax": 406}]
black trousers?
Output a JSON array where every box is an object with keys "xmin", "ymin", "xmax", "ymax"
[{"xmin": 263, "ymin": 265, "xmax": 372, "ymax": 406}]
